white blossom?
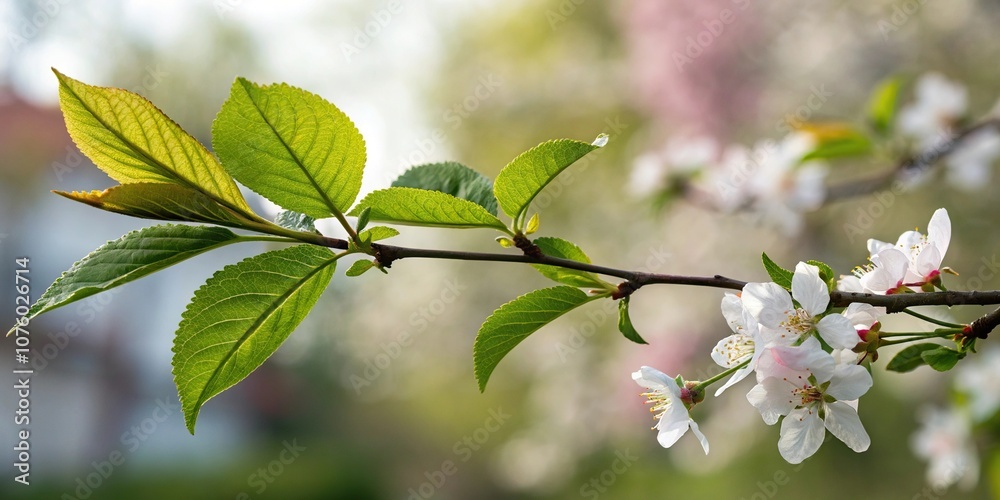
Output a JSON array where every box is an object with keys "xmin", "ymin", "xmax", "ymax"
[
  {"xmin": 632, "ymin": 366, "xmax": 709, "ymax": 454},
  {"xmin": 945, "ymin": 128, "xmax": 1000, "ymax": 191},
  {"xmin": 711, "ymin": 293, "xmax": 769, "ymax": 396},
  {"xmin": 741, "ymin": 263, "xmax": 859, "ymax": 350},
  {"xmin": 911, "ymin": 406, "xmax": 979, "ymax": 490},
  {"xmin": 747, "ymin": 337, "xmax": 873, "ymax": 464},
  {"xmin": 955, "ymin": 347, "xmax": 1000, "ymax": 422},
  {"xmin": 867, "ymin": 208, "xmax": 951, "ymax": 288},
  {"xmin": 898, "ymin": 73, "xmax": 967, "ymax": 148}
]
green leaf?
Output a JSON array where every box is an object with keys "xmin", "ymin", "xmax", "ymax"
[
  {"xmin": 531, "ymin": 237, "xmax": 607, "ymax": 289},
  {"xmin": 54, "ymin": 183, "xmax": 247, "ymax": 227},
  {"xmin": 12, "ymin": 225, "xmax": 242, "ymax": 333},
  {"xmin": 868, "ymin": 77, "xmax": 901, "ymax": 135},
  {"xmin": 618, "ymin": 297, "xmax": 647, "ymax": 344},
  {"xmin": 921, "ymin": 346, "xmax": 965, "ymax": 372},
  {"xmin": 345, "ymin": 260, "xmax": 375, "ymax": 277},
  {"xmin": 885, "ymin": 343, "xmax": 941, "ymax": 373},
  {"xmin": 474, "ymin": 286, "xmax": 597, "ymax": 391},
  {"xmin": 212, "ymin": 78, "xmax": 365, "ymax": 219},
  {"xmin": 172, "ymin": 245, "xmax": 337, "ymax": 433},
  {"xmin": 762, "ymin": 252, "xmax": 794, "ymax": 290},
  {"xmin": 355, "ymin": 207, "xmax": 372, "ymax": 232},
  {"xmin": 348, "ymin": 187, "xmax": 507, "ymax": 231},
  {"xmin": 358, "ymin": 226, "xmax": 399, "ymax": 242},
  {"xmin": 53, "ymin": 70, "xmax": 252, "ymax": 216},
  {"xmin": 391, "ymin": 161, "xmax": 499, "ymax": 216},
  {"xmin": 806, "ymin": 260, "xmax": 837, "ymax": 291},
  {"xmin": 274, "ymin": 210, "xmax": 317, "ymax": 233},
  {"xmin": 799, "ymin": 125, "xmax": 872, "ymax": 161},
  {"xmin": 493, "ymin": 137, "xmax": 604, "ymax": 221}
]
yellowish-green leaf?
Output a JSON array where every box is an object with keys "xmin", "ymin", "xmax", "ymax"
[
  {"xmin": 345, "ymin": 260, "xmax": 375, "ymax": 277},
  {"xmin": 53, "ymin": 69, "xmax": 252, "ymax": 215},
  {"xmin": 493, "ymin": 137, "xmax": 604, "ymax": 221},
  {"xmin": 359, "ymin": 225, "xmax": 399, "ymax": 242},
  {"xmin": 212, "ymin": 78, "xmax": 365, "ymax": 219},
  {"xmin": 532, "ymin": 237, "xmax": 608, "ymax": 289},
  {"xmin": 348, "ymin": 187, "xmax": 507, "ymax": 230},
  {"xmin": 868, "ymin": 77, "xmax": 901, "ymax": 135},
  {"xmin": 54, "ymin": 183, "xmax": 247, "ymax": 227},
  {"xmin": 525, "ymin": 213, "xmax": 540, "ymax": 234}
]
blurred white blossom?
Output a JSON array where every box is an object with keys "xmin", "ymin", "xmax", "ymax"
[{"xmin": 911, "ymin": 406, "xmax": 979, "ymax": 491}]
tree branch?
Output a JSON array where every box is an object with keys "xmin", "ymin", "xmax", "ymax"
[
  {"xmin": 363, "ymin": 240, "xmax": 1000, "ymax": 311},
  {"xmin": 969, "ymin": 306, "xmax": 1000, "ymax": 339},
  {"xmin": 826, "ymin": 117, "xmax": 1000, "ymax": 200}
]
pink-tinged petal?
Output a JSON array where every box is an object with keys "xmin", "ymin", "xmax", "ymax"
[
  {"xmin": 914, "ymin": 244, "xmax": 943, "ymax": 279},
  {"xmin": 747, "ymin": 379, "xmax": 795, "ymax": 425},
  {"xmin": 742, "ymin": 282, "xmax": 794, "ymax": 329},
  {"xmin": 824, "ymin": 401, "xmax": 871, "ymax": 453},
  {"xmin": 827, "ymin": 364, "xmax": 874, "ymax": 401},
  {"xmin": 816, "ymin": 314, "xmax": 861, "ymax": 350},
  {"xmin": 778, "ymin": 408, "xmax": 826, "ymax": 464},
  {"xmin": 632, "ymin": 366, "xmax": 680, "ymax": 396},
  {"xmin": 867, "ymin": 238, "xmax": 894, "ymax": 257},
  {"xmin": 688, "ymin": 419, "xmax": 710, "ymax": 454},
  {"xmin": 793, "ymin": 262, "xmax": 830, "ymax": 315},
  {"xmin": 755, "ymin": 346, "xmax": 802, "ymax": 382},
  {"xmin": 927, "ymin": 208, "xmax": 951, "ymax": 259},
  {"xmin": 765, "ymin": 337, "xmax": 835, "ymax": 382}
]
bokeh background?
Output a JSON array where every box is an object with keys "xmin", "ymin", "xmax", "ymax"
[{"xmin": 1, "ymin": 1, "xmax": 999, "ymax": 498}]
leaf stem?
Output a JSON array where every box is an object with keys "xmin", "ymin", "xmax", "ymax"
[
  {"xmin": 692, "ymin": 358, "xmax": 752, "ymax": 393},
  {"xmin": 902, "ymin": 309, "xmax": 965, "ymax": 328},
  {"xmin": 879, "ymin": 330, "xmax": 959, "ymax": 339}
]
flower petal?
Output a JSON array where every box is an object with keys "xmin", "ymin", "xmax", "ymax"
[
  {"xmin": 761, "ymin": 337, "xmax": 835, "ymax": 383},
  {"xmin": 914, "ymin": 243, "xmax": 943, "ymax": 279},
  {"xmin": 927, "ymin": 208, "xmax": 951, "ymax": 259},
  {"xmin": 792, "ymin": 262, "xmax": 830, "ymax": 315},
  {"xmin": 778, "ymin": 408, "xmax": 826, "ymax": 464},
  {"xmin": 896, "ymin": 230, "xmax": 924, "ymax": 254},
  {"xmin": 632, "ymin": 366, "xmax": 681, "ymax": 396},
  {"xmin": 721, "ymin": 293, "xmax": 746, "ymax": 333},
  {"xmin": 742, "ymin": 282, "xmax": 793, "ymax": 330},
  {"xmin": 747, "ymin": 378, "xmax": 797, "ymax": 425},
  {"xmin": 816, "ymin": 314, "xmax": 861, "ymax": 350},
  {"xmin": 843, "ymin": 303, "xmax": 884, "ymax": 328},
  {"xmin": 837, "ymin": 275, "xmax": 863, "ymax": 293},
  {"xmin": 711, "ymin": 334, "xmax": 754, "ymax": 368},
  {"xmin": 824, "ymin": 401, "xmax": 871, "ymax": 453},
  {"xmin": 714, "ymin": 363, "xmax": 752, "ymax": 397},
  {"xmin": 688, "ymin": 419, "xmax": 710, "ymax": 454},
  {"xmin": 655, "ymin": 404, "xmax": 692, "ymax": 449},
  {"xmin": 827, "ymin": 364, "xmax": 874, "ymax": 401},
  {"xmin": 861, "ymin": 248, "xmax": 909, "ymax": 293},
  {"xmin": 867, "ymin": 238, "xmax": 894, "ymax": 257}
]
